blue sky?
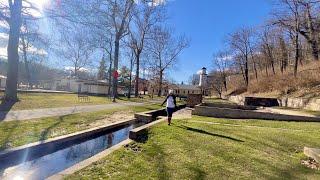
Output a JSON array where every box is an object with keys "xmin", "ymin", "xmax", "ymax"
[{"xmin": 165, "ymin": 0, "xmax": 272, "ymax": 83}]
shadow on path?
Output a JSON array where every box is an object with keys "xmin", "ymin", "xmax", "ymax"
[
  {"xmin": 176, "ymin": 125, "xmax": 244, "ymax": 142},
  {"xmin": 0, "ymin": 101, "xmax": 16, "ymax": 121}
]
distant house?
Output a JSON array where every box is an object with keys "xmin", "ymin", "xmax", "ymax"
[
  {"xmin": 133, "ymin": 77, "xmax": 149, "ymax": 95},
  {"xmin": 42, "ymin": 78, "xmax": 123, "ymax": 95},
  {"xmin": 0, "ymin": 75, "xmax": 6, "ymax": 88}
]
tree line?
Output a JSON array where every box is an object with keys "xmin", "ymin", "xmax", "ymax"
[
  {"xmin": 0, "ymin": 0, "xmax": 189, "ymax": 102},
  {"xmin": 210, "ymin": 0, "xmax": 320, "ymax": 97}
]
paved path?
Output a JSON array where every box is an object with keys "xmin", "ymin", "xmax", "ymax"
[{"xmin": 0, "ymin": 102, "xmax": 144, "ymax": 122}]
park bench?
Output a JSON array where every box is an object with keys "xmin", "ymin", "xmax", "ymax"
[{"xmin": 78, "ymin": 93, "xmax": 90, "ymax": 102}]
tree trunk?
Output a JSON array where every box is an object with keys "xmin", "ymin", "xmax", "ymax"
[
  {"xmin": 108, "ymin": 52, "xmax": 112, "ymax": 96},
  {"xmin": 5, "ymin": 0, "xmax": 23, "ymax": 102},
  {"xmin": 223, "ymin": 76, "xmax": 227, "ymax": 92},
  {"xmin": 310, "ymin": 40, "xmax": 319, "ymax": 61},
  {"xmin": 128, "ymin": 54, "xmax": 134, "ymax": 99},
  {"xmin": 134, "ymin": 53, "xmax": 140, "ymax": 97},
  {"xmin": 112, "ymin": 35, "xmax": 120, "ymax": 102},
  {"xmin": 158, "ymin": 70, "xmax": 163, "ymax": 97},
  {"xmin": 279, "ymin": 36, "xmax": 288, "ymax": 73},
  {"xmin": 245, "ymin": 57, "xmax": 249, "ymax": 86},
  {"xmin": 21, "ymin": 35, "xmax": 31, "ymax": 89},
  {"xmin": 294, "ymin": 31, "xmax": 299, "ymax": 77}
]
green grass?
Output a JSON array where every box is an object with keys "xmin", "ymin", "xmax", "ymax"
[
  {"xmin": 0, "ymin": 103, "xmax": 163, "ymax": 151},
  {"xmin": 0, "ymin": 93, "xmax": 169, "ymax": 111},
  {"xmin": 203, "ymin": 97, "xmax": 235, "ymax": 105},
  {"xmin": 0, "ymin": 93, "xmax": 113, "ymax": 111},
  {"xmin": 66, "ymin": 116, "xmax": 320, "ymax": 180}
]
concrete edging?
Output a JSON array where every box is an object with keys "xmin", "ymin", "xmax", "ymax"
[
  {"xmin": 129, "ymin": 118, "xmax": 166, "ymax": 140},
  {"xmin": 192, "ymin": 105, "xmax": 320, "ymax": 122},
  {"xmin": 46, "ymin": 139, "xmax": 133, "ymax": 180}
]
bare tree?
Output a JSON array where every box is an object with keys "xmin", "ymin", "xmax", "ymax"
[
  {"xmin": 57, "ymin": 29, "xmax": 93, "ymax": 78},
  {"xmin": 147, "ymin": 26, "xmax": 189, "ymax": 96},
  {"xmin": 273, "ymin": 0, "xmax": 303, "ymax": 76},
  {"xmin": 188, "ymin": 74, "xmax": 200, "ymax": 85},
  {"xmin": 297, "ymin": 0, "xmax": 319, "ymax": 61},
  {"xmin": 229, "ymin": 27, "xmax": 255, "ymax": 86},
  {"xmin": 128, "ymin": 1, "xmax": 165, "ymax": 97},
  {"xmin": 107, "ymin": 0, "xmax": 134, "ymax": 101},
  {"xmin": 209, "ymin": 71, "xmax": 225, "ymax": 98},
  {"xmin": 213, "ymin": 51, "xmax": 233, "ymax": 92}
]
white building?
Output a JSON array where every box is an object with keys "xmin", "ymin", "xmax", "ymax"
[
  {"xmin": 42, "ymin": 78, "xmax": 116, "ymax": 95},
  {"xmin": 0, "ymin": 75, "xmax": 6, "ymax": 88}
]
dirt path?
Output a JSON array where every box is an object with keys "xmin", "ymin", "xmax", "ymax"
[{"xmin": 257, "ymin": 107, "xmax": 317, "ymax": 117}]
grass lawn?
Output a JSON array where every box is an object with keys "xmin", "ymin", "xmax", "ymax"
[
  {"xmin": 0, "ymin": 103, "xmax": 163, "ymax": 151},
  {"xmin": 0, "ymin": 92, "xmax": 170, "ymax": 111},
  {"xmin": 203, "ymin": 97, "xmax": 235, "ymax": 105},
  {"xmin": 0, "ymin": 92, "xmax": 113, "ymax": 111},
  {"xmin": 66, "ymin": 116, "xmax": 320, "ymax": 180}
]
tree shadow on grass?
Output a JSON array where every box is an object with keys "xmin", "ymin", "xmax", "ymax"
[
  {"xmin": 39, "ymin": 115, "xmax": 69, "ymax": 142},
  {"xmin": 176, "ymin": 125, "xmax": 244, "ymax": 142},
  {"xmin": 0, "ymin": 101, "xmax": 16, "ymax": 121},
  {"xmin": 0, "ymin": 120, "xmax": 20, "ymax": 151}
]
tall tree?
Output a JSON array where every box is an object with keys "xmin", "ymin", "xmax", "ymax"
[
  {"xmin": 128, "ymin": 0, "xmax": 164, "ymax": 97},
  {"xmin": 147, "ymin": 26, "xmax": 189, "ymax": 96},
  {"xmin": 229, "ymin": 27, "xmax": 255, "ymax": 86},
  {"xmin": 107, "ymin": 0, "xmax": 134, "ymax": 101},
  {"xmin": 0, "ymin": 0, "xmax": 23, "ymax": 101},
  {"xmin": 213, "ymin": 51, "xmax": 233, "ymax": 92},
  {"xmin": 297, "ymin": 0, "xmax": 319, "ymax": 61},
  {"xmin": 57, "ymin": 28, "xmax": 93, "ymax": 78},
  {"xmin": 273, "ymin": 0, "xmax": 302, "ymax": 76}
]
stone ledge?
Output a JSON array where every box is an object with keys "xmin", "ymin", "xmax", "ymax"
[
  {"xmin": 192, "ymin": 105, "xmax": 320, "ymax": 122},
  {"xmin": 129, "ymin": 118, "xmax": 166, "ymax": 140}
]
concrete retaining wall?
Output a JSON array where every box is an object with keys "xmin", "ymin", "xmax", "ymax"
[
  {"xmin": 192, "ymin": 105, "xmax": 320, "ymax": 122},
  {"xmin": 229, "ymin": 95, "xmax": 320, "ymax": 111}
]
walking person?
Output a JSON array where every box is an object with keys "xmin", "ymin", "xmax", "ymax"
[{"xmin": 161, "ymin": 90, "xmax": 177, "ymax": 125}]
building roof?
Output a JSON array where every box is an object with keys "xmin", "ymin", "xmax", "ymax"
[{"xmin": 171, "ymin": 84, "xmax": 201, "ymax": 91}]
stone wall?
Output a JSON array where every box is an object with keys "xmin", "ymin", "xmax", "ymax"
[
  {"xmin": 187, "ymin": 94, "xmax": 202, "ymax": 107},
  {"xmin": 192, "ymin": 105, "xmax": 320, "ymax": 122},
  {"xmin": 228, "ymin": 95, "xmax": 245, "ymax": 105}
]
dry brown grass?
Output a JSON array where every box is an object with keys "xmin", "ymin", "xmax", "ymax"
[{"xmin": 227, "ymin": 61, "xmax": 320, "ymax": 98}]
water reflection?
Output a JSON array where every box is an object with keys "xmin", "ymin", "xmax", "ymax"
[{"xmin": 1, "ymin": 124, "xmax": 133, "ymax": 180}]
